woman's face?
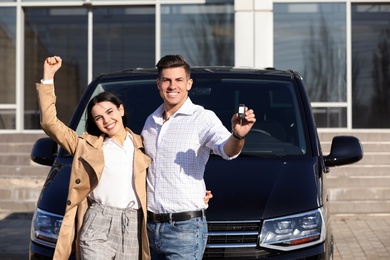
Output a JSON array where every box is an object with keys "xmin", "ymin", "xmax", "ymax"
[{"xmin": 91, "ymin": 101, "xmax": 125, "ymax": 139}]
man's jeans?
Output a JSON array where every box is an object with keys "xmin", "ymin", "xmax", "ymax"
[{"xmin": 147, "ymin": 216, "xmax": 208, "ymax": 260}]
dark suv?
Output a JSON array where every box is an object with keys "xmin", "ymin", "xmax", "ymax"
[{"xmin": 30, "ymin": 67, "xmax": 362, "ymax": 259}]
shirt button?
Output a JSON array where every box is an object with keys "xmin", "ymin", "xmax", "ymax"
[
  {"xmin": 66, "ymin": 200, "xmax": 71, "ymax": 205},
  {"xmin": 75, "ymin": 179, "xmax": 81, "ymax": 184}
]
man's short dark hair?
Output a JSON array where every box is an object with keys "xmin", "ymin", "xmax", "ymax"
[{"xmin": 156, "ymin": 55, "xmax": 191, "ymax": 79}]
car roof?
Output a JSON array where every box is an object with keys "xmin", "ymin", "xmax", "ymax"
[{"xmin": 95, "ymin": 66, "xmax": 297, "ymax": 80}]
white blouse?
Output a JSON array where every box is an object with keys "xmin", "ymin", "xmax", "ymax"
[{"xmin": 89, "ymin": 132, "xmax": 140, "ymax": 209}]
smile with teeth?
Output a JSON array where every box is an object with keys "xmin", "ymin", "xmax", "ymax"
[
  {"xmin": 166, "ymin": 91, "xmax": 179, "ymax": 97},
  {"xmin": 105, "ymin": 122, "xmax": 116, "ymax": 130}
]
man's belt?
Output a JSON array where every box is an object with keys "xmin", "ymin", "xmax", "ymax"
[{"xmin": 147, "ymin": 210, "xmax": 204, "ymax": 223}]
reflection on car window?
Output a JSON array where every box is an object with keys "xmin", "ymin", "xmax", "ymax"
[
  {"xmin": 75, "ymin": 78, "xmax": 159, "ymax": 135},
  {"xmin": 189, "ymin": 78, "xmax": 308, "ymax": 156},
  {"xmin": 74, "ymin": 75, "xmax": 309, "ymax": 157}
]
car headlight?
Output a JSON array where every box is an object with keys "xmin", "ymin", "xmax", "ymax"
[
  {"xmin": 31, "ymin": 208, "xmax": 63, "ymax": 248},
  {"xmin": 258, "ymin": 208, "xmax": 326, "ymax": 251}
]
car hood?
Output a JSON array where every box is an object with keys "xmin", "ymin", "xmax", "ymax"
[
  {"xmin": 204, "ymin": 156, "xmax": 321, "ymax": 221},
  {"xmin": 38, "ymin": 156, "xmax": 322, "ymax": 220}
]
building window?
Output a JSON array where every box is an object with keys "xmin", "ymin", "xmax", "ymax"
[
  {"xmin": 312, "ymin": 107, "xmax": 347, "ymax": 128},
  {"xmin": 0, "ymin": 7, "xmax": 16, "ymax": 129},
  {"xmin": 274, "ymin": 3, "xmax": 346, "ymax": 128},
  {"xmin": 93, "ymin": 7, "xmax": 155, "ymax": 77},
  {"xmin": 24, "ymin": 8, "xmax": 88, "ymax": 130},
  {"xmin": 161, "ymin": 2, "xmax": 234, "ymax": 66},
  {"xmin": 352, "ymin": 4, "xmax": 390, "ymax": 128}
]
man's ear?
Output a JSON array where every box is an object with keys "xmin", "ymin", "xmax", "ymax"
[
  {"xmin": 186, "ymin": 78, "xmax": 193, "ymax": 91},
  {"xmin": 157, "ymin": 78, "xmax": 161, "ymax": 90}
]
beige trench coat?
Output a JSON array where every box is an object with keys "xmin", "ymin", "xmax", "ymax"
[{"xmin": 36, "ymin": 84, "xmax": 152, "ymax": 260}]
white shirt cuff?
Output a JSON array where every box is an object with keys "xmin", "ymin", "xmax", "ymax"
[{"xmin": 40, "ymin": 79, "xmax": 54, "ymax": 84}]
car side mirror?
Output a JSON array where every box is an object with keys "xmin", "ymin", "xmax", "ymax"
[
  {"xmin": 324, "ymin": 136, "xmax": 363, "ymax": 167},
  {"xmin": 31, "ymin": 137, "xmax": 58, "ymax": 166}
]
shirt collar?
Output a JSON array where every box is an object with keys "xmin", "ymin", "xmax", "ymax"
[
  {"xmin": 104, "ymin": 131, "xmax": 133, "ymax": 148},
  {"xmin": 152, "ymin": 98, "xmax": 195, "ymax": 124},
  {"xmin": 176, "ymin": 97, "xmax": 196, "ymax": 116}
]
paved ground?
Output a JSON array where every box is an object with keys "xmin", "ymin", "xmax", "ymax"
[
  {"xmin": 0, "ymin": 212, "xmax": 33, "ymax": 260},
  {"xmin": 0, "ymin": 213, "xmax": 389, "ymax": 259},
  {"xmin": 332, "ymin": 217, "xmax": 390, "ymax": 260}
]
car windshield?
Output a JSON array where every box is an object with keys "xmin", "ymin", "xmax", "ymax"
[{"xmin": 75, "ymin": 74, "xmax": 309, "ymax": 157}]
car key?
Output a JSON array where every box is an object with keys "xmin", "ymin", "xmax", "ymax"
[{"xmin": 238, "ymin": 104, "xmax": 245, "ymax": 126}]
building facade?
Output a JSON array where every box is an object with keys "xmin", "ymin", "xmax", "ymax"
[{"xmin": 0, "ymin": 0, "xmax": 389, "ymax": 132}]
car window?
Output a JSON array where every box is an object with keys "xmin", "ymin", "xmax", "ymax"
[
  {"xmin": 75, "ymin": 78, "xmax": 160, "ymax": 135},
  {"xmin": 190, "ymin": 77, "xmax": 308, "ymax": 157},
  {"xmin": 74, "ymin": 75, "xmax": 309, "ymax": 157}
]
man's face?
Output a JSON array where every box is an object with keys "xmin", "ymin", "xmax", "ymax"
[{"xmin": 157, "ymin": 67, "xmax": 193, "ymax": 111}]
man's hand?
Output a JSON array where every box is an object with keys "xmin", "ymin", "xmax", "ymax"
[
  {"xmin": 223, "ymin": 107, "xmax": 256, "ymax": 157},
  {"xmin": 231, "ymin": 107, "xmax": 256, "ymax": 138},
  {"xmin": 43, "ymin": 56, "xmax": 62, "ymax": 81}
]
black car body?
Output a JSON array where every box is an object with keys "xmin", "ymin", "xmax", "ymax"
[{"xmin": 30, "ymin": 67, "xmax": 363, "ymax": 259}]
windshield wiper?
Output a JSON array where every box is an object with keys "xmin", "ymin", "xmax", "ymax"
[{"xmin": 239, "ymin": 152, "xmax": 284, "ymax": 158}]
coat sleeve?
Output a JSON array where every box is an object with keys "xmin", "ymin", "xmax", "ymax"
[{"xmin": 36, "ymin": 83, "xmax": 79, "ymax": 156}]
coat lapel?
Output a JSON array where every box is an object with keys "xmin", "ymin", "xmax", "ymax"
[
  {"xmin": 80, "ymin": 148, "xmax": 105, "ymax": 182},
  {"xmin": 127, "ymin": 128, "xmax": 151, "ymax": 177},
  {"xmin": 78, "ymin": 133, "xmax": 105, "ymax": 186}
]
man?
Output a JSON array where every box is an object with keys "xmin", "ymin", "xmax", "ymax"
[{"xmin": 141, "ymin": 55, "xmax": 256, "ymax": 259}]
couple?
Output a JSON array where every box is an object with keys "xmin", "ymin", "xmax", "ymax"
[{"xmin": 37, "ymin": 55, "xmax": 256, "ymax": 260}]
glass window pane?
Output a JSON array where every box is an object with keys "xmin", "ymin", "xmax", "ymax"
[
  {"xmin": 92, "ymin": 0, "xmax": 150, "ymax": 1},
  {"xmin": 0, "ymin": 7, "xmax": 16, "ymax": 104},
  {"xmin": 24, "ymin": 8, "xmax": 88, "ymax": 129},
  {"xmin": 0, "ymin": 109, "xmax": 16, "ymax": 129},
  {"xmin": 312, "ymin": 107, "xmax": 347, "ymax": 128},
  {"xmin": 161, "ymin": 2, "xmax": 234, "ymax": 66},
  {"xmin": 274, "ymin": 3, "xmax": 346, "ymax": 103},
  {"xmin": 23, "ymin": 0, "xmax": 76, "ymax": 1},
  {"xmin": 352, "ymin": 4, "xmax": 390, "ymax": 128},
  {"xmin": 93, "ymin": 7, "xmax": 155, "ymax": 77}
]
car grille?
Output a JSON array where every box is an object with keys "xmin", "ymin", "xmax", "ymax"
[{"xmin": 204, "ymin": 220, "xmax": 271, "ymax": 258}]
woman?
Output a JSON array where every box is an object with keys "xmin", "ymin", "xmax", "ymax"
[{"xmin": 37, "ymin": 56, "xmax": 151, "ymax": 260}]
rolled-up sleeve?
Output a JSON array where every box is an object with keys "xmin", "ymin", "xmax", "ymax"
[{"xmin": 202, "ymin": 110, "xmax": 240, "ymax": 160}]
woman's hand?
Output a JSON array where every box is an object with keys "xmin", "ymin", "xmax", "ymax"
[
  {"xmin": 204, "ymin": 190, "xmax": 213, "ymax": 205},
  {"xmin": 43, "ymin": 56, "xmax": 62, "ymax": 81}
]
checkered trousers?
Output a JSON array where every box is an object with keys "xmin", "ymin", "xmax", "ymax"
[{"xmin": 79, "ymin": 201, "xmax": 142, "ymax": 260}]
